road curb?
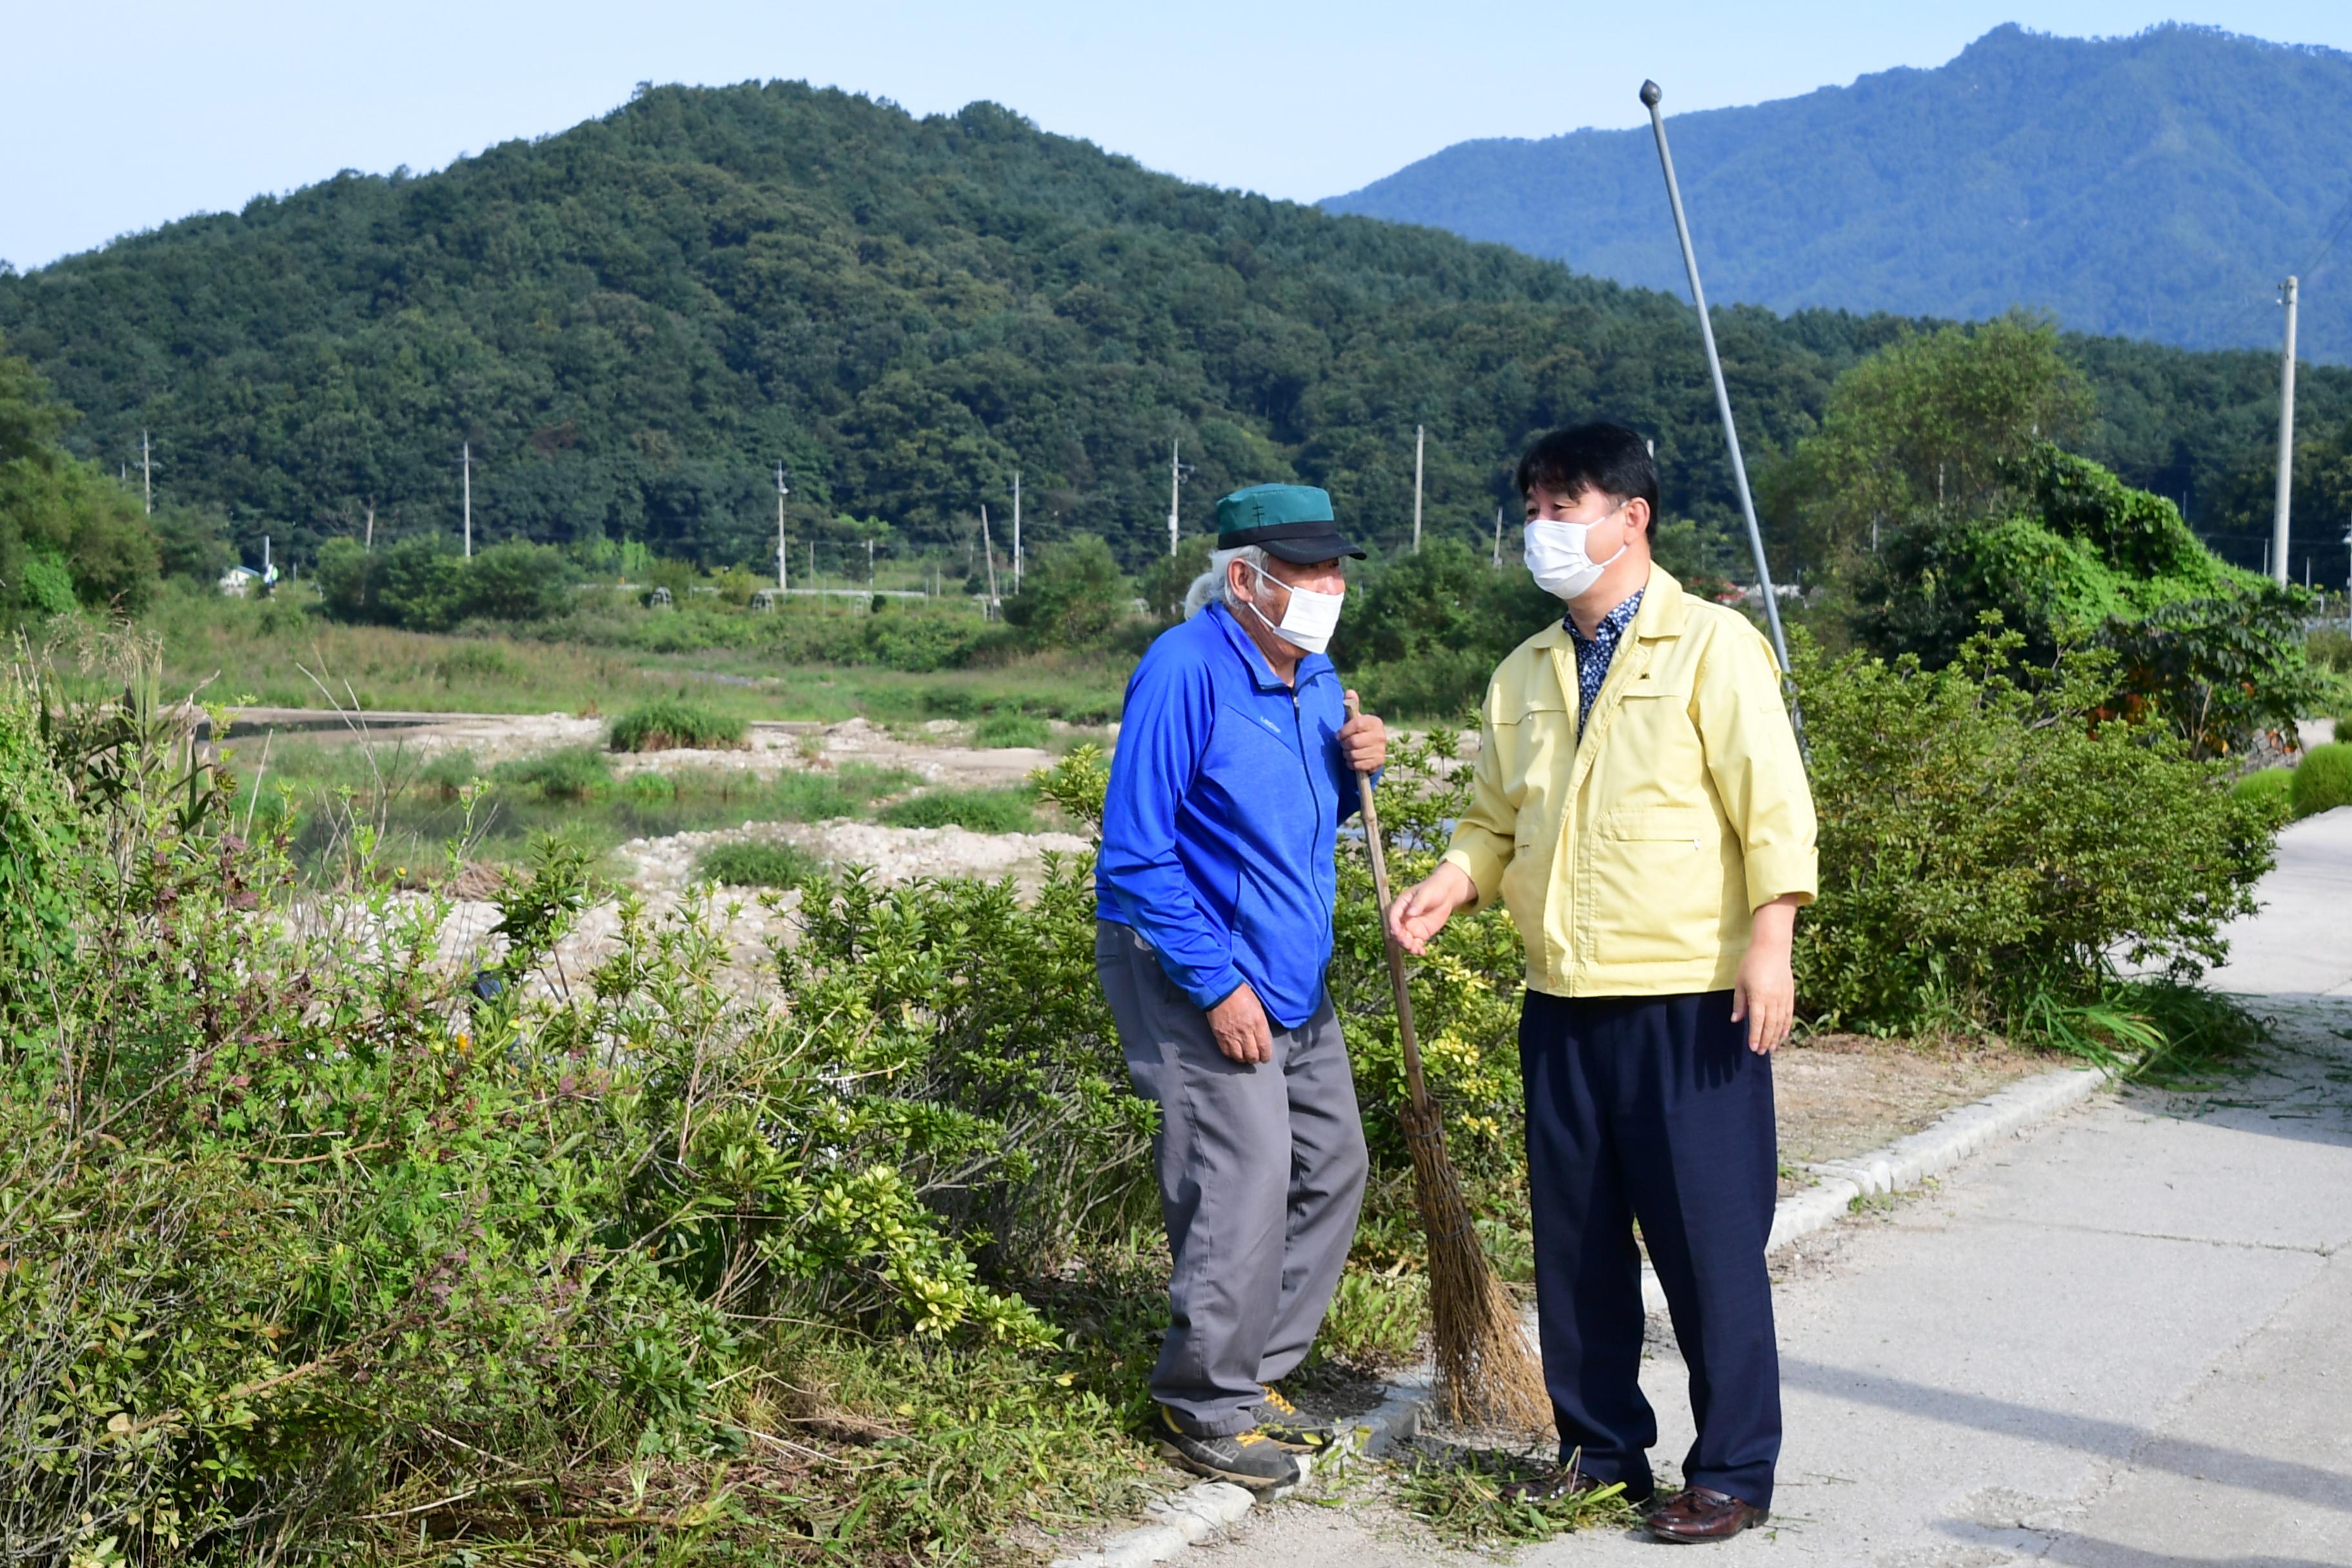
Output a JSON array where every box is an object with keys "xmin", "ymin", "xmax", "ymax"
[{"xmin": 1051, "ymin": 1063, "xmax": 2104, "ymax": 1567}]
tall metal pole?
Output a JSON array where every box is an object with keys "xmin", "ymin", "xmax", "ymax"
[
  {"xmin": 462, "ymin": 440, "xmax": 473, "ymax": 558},
  {"xmin": 2273, "ymin": 275, "xmax": 2298, "ymax": 587},
  {"xmin": 776, "ymin": 463, "xmax": 790, "ymax": 591},
  {"xmin": 1413, "ymin": 424, "xmax": 1425, "ymax": 554},
  {"xmin": 141, "ymin": 430, "xmax": 153, "ymax": 514},
  {"xmin": 1168, "ymin": 440, "xmax": 1182, "ymax": 558},
  {"xmin": 1012, "ymin": 469, "xmax": 1023, "ymax": 593},
  {"xmin": 1642, "ymin": 79, "xmax": 1792, "ymax": 677}
]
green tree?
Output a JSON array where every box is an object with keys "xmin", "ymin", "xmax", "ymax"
[
  {"xmin": 1764, "ymin": 313, "xmax": 2095, "ymax": 576},
  {"xmin": 1001, "ymin": 536, "xmax": 1129, "ymax": 649}
]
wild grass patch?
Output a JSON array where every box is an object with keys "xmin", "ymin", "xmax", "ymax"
[
  {"xmin": 696, "ymin": 839, "xmax": 824, "ymax": 888},
  {"xmin": 879, "ymin": 787, "xmax": 1041, "ymax": 834},
  {"xmin": 609, "ymin": 698, "xmax": 747, "ymax": 752}
]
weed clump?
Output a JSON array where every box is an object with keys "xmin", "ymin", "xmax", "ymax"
[
  {"xmin": 879, "ymin": 787, "xmax": 1040, "ymax": 833},
  {"xmin": 974, "ymin": 711, "xmax": 1052, "ymax": 749},
  {"xmin": 2290, "ymin": 741, "xmax": 2352, "ymax": 819},
  {"xmin": 609, "ymin": 698, "xmax": 746, "ymax": 752},
  {"xmin": 696, "ymin": 838, "xmax": 822, "ymax": 887},
  {"xmin": 490, "ymin": 745, "xmax": 611, "ymax": 799}
]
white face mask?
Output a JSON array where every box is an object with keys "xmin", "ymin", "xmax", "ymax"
[
  {"xmin": 1524, "ymin": 504, "xmax": 1629, "ymax": 602},
  {"xmin": 1242, "ymin": 562, "xmax": 1344, "ymax": 654}
]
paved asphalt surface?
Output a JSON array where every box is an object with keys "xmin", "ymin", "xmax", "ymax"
[{"xmin": 1194, "ymin": 808, "xmax": 2352, "ymax": 1567}]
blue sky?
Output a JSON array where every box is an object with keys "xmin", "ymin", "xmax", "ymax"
[{"xmin": 6, "ymin": 3, "xmax": 2351, "ymax": 271}]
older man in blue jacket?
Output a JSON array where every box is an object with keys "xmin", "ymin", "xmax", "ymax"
[{"xmin": 1095, "ymin": 484, "xmax": 1387, "ymax": 1493}]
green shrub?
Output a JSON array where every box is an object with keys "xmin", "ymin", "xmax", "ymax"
[
  {"xmin": 1313, "ymin": 1266, "xmax": 1429, "ymax": 1369},
  {"xmin": 0, "ymin": 663, "xmax": 1155, "ymax": 1562},
  {"xmin": 879, "ymin": 786, "xmax": 1041, "ymax": 833},
  {"xmin": 2290, "ymin": 742, "xmax": 2352, "ymax": 819},
  {"xmin": 607, "ymin": 697, "xmax": 746, "ymax": 752},
  {"xmin": 2307, "ymin": 626, "xmax": 2352, "ymax": 676},
  {"xmin": 974, "ymin": 712, "xmax": 1052, "ymax": 749},
  {"xmin": 415, "ymin": 748, "xmax": 480, "ymax": 798},
  {"xmin": 1001, "ymin": 536, "xmax": 1131, "ymax": 649},
  {"xmin": 1792, "ymin": 628, "xmax": 2275, "ymax": 1034},
  {"xmin": 619, "ymin": 767, "xmax": 678, "ymax": 804},
  {"xmin": 2230, "ymin": 767, "xmax": 2295, "ymax": 822},
  {"xmin": 491, "ymin": 744, "xmax": 611, "ymax": 799},
  {"xmin": 696, "ymin": 838, "xmax": 823, "ymax": 887}
]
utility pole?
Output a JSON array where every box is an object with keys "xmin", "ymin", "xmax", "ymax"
[
  {"xmin": 1492, "ymin": 504, "xmax": 1503, "ymax": 569},
  {"xmin": 1012, "ymin": 469, "xmax": 1023, "ymax": 593},
  {"xmin": 1413, "ymin": 424, "xmax": 1425, "ymax": 554},
  {"xmin": 461, "ymin": 441, "xmax": 474, "ymax": 558},
  {"xmin": 1167, "ymin": 440, "xmax": 1182, "ymax": 558},
  {"xmin": 776, "ymin": 464, "xmax": 790, "ymax": 591},
  {"xmin": 866, "ymin": 537, "xmax": 876, "ymax": 592},
  {"xmin": 980, "ymin": 503, "xmax": 1002, "ymax": 617},
  {"xmin": 2272, "ymin": 275, "xmax": 2298, "ymax": 587},
  {"xmin": 141, "ymin": 430, "xmax": 153, "ymax": 514}
]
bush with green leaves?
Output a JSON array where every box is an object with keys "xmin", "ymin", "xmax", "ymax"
[
  {"xmin": 313, "ymin": 536, "xmax": 578, "ymax": 631},
  {"xmin": 1791, "ymin": 627, "xmax": 2275, "ymax": 1033},
  {"xmin": 2291, "ymin": 741, "xmax": 2352, "ymax": 819},
  {"xmin": 607, "ymin": 697, "xmax": 745, "ymax": 752},
  {"xmin": 2230, "ymin": 766, "xmax": 2295, "ymax": 823},
  {"xmin": 1000, "ymin": 536, "xmax": 1132, "ymax": 650},
  {"xmin": 0, "ymin": 657, "xmax": 1156, "ymax": 1563}
]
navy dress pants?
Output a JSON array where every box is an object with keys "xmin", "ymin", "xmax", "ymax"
[{"xmin": 1520, "ymin": 988, "xmax": 1781, "ymax": 1509}]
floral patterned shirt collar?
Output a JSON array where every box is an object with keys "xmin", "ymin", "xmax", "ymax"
[{"xmin": 1565, "ymin": 589, "xmax": 1644, "ymax": 738}]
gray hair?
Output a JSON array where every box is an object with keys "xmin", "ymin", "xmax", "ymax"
[{"xmin": 1183, "ymin": 544, "xmax": 1266, "ymax": 619}]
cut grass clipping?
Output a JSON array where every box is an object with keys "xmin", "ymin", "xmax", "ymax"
[
  {"xmin": 973, "ymin": 712, "xmax": 1052, "ymax": 749},
  {"xmin": 609, "ymin": 697, "xmax": 747, "ymax": 752},
  {"xmin": 696, "ymin": 839, "xmax": 824, "ymax": 888},
  {"xmin": 878, "ymin": 787, "xmax": 1039, "ymax": 834},
  {"xmin": 1393, "ymin": 1446, "xmax": 1637, "ymax": 1549}
]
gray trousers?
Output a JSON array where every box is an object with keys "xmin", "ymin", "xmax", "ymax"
[{"xmin": 1095, "ymin": 920, "xmax": 1369, "ymax": 1436}]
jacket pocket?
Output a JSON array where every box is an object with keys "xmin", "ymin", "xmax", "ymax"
[{"xmin": 1587, "ymin": 807, "xmax": 1738, "ymax": 969}]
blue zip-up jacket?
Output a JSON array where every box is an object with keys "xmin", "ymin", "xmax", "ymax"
[{"xmin": 1097, "ymin": 602, "xmax": 1361, "ymax": 1029}]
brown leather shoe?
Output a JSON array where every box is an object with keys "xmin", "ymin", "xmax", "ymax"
[{"xmin": 1645, "ymin": 1486, "xmax": 1768, "ymax": 1542}]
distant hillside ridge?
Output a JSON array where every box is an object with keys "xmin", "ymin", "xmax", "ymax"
[
  {"xmin": 1, "ymin": 75, "xmax": 2346, "ymax": 576},
  {"xmin": 1325, "ymin": 24, "xmax": 2352, "ymax": 363}
]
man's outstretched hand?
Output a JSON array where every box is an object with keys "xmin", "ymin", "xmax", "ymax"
[
  {"xmin": 1387, "ymin": 861, "xmax": 1476, "ymax": 956},
  {"xmin": 1208, "ymin": 983, "xmax": 1274, "ymax": 1065}
]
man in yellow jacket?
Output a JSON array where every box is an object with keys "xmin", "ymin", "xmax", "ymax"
[{"xmin": 1389, "ymin": 423, "xmax": 1815, "ymax": 1544}]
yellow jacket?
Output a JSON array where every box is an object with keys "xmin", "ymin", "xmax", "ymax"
[{"xmin": 1440, "ymin": 567, "xmax": 1816, "ymax": 998}]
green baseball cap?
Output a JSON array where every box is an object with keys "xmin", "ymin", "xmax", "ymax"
[{"xmin": 1213, "ymin": 484, "xmax": 1366, "ymax": 564}]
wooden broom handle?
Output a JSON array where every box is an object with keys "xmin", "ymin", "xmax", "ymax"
[{"xmin": 1346, "ymin": 693, "xmax": 1433, "ymax": 1112}]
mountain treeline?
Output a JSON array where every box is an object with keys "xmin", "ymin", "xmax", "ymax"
[
  {"xmin": 1, "ymin": 79, "xmax": 2346, "ymax": 579},
  {"xmin": 1328, "ymin": 26, "xmax": 2352, "ymax": 363}
]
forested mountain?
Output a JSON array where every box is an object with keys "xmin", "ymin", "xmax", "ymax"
[
  {"xmin": 1327, "ymin": 25, "xmax": 2352, "ymax": 364},
  {"xmin": 1, "ymin": 75, "xmax": 2346, "ymax": 577}
]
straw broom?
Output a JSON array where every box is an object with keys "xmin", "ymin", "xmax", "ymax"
[{"xmin": 1346, "ymin": 698, "xmax": 1551, "ymax": 1431}]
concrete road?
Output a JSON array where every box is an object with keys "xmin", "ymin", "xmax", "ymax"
[{"xmin": 1200, "ymin": 808, "xmax": 2352, "ymax": 1566}]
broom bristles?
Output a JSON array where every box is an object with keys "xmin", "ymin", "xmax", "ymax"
[{"xmin": 1399, "ymin": 1097, "xmax": 1553, "ymax": 1434}]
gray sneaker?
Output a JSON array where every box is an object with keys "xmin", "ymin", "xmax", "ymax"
[
  {"xmin": 1246, "ymin": 1384, "xmax": 1335, "ymax": 1452},
  {"xmin": 1155, "ymin": 1406, "xmax": 1303, "ymax": 1491}
]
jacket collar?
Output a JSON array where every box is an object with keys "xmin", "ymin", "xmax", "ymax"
[
  {"xmin": 1206, "ymin": 601, "xmax": 1330, "ymax": 693},
  {"xmin": 1523, "ymin": 564, "xmax": 1690, "ymax": 656}
]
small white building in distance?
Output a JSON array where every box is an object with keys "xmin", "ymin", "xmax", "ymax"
[{"xmin": 219, "ymin": 565, "xmax": 262, "ymax": 598}]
